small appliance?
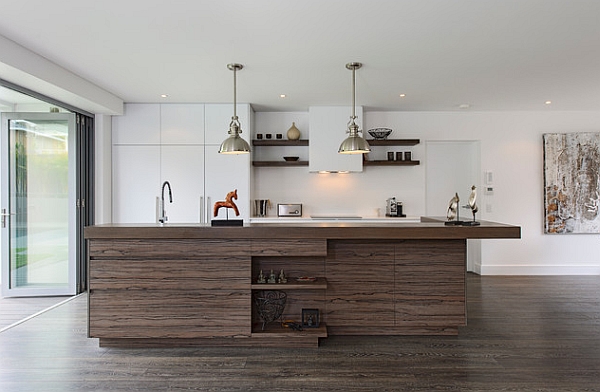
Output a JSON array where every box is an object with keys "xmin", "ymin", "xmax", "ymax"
[
  {"xmin": 386, "ymin": 197, "xmax": 406, "ymax": 217},
  {"xmin": 278, "ymin": 203, "xmax": 302, "ymax": 217}
]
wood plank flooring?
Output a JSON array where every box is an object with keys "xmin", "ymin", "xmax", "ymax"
[
  {"xmin": 1, "ymin": 273, "xmax": 600, "ymax": 391},
  {"xmin": 0, "ymin": 295, "xmax": 73, "ymax": 331}
]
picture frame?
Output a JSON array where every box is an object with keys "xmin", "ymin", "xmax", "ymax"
[{"xmin": 302, "ymin": 308, "xmax": 320, "ymax": 328}]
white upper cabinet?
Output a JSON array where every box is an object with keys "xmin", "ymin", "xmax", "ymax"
[
  {"xmin": 204, "ymin": 104, "xmax": 252, "ymax": 145},
  {"xmin": 112, "ymin": 104, "xmax": 160, "ymax": 144},
  {"xmin": 111, "ymin": 103, "xmax": 253, "ymax": 224},
  {"xmin": 112, "ymin": 145, "xmax": 161, "ymax": 223},
  {"xmin": 160, "ymin": 145, "xmax": 205, "ymax": 223},
  {"xmin": 309, "ymin": 106, "xmax": 363, "ymax": 172},
  {"xmin": 160, "ymin": 104, "xmax": 205, "ymax": 144}
]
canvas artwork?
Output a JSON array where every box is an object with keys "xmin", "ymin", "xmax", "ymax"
[{"xmin": 543, "ymin": 132, "xmax": 600, "ymax": 234}]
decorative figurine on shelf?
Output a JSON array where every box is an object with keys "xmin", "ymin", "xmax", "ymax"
[
  {"xmin": 268, "ymin": 269, "xmax": 277, "ymax": 284},
  {"xmin": 211, "ymin": 189, "xmax": 243, "ymax": 226},
  {"xmin": 445, "ymin": 192, "xmax": 463, "ymax": 226},
  {"xmin": 462, "ymin": 185, "xmax": 481, "ymax": 226},
  {"xmin": 302, "ymin": 308, "xmax": 320, "ymax": 328},
  {"xmin": 257, "ymin": 270, "xmax": 266, "ymax": 284},
  {"xmin": 278, "ymin": 269, "xmax": 287, "ymax": 284}
]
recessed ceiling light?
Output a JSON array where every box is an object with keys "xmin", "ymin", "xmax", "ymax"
[
  {"xmin": 161, "ymin": 94, "xmax": 169, "ymax": 98},
  {"xmin": 280, "ymin": 94, "xmax": 286, "ymax": 98},
  {"xmin": 458, "ymin": 103, "xmax": 471, "ymax": 109},
  {"xmin": 545, "ymin": 100, "xmax": 552, "ymax": 105},
  {"xmin": 399, "ymin": 94, "xmax": 406, "ymax": 98}
]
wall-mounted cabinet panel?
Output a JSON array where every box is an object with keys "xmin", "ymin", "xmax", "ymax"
[
  {"xmin": 309, "ymin": 106, "xmax": 363, "ymax": 172},
  {"xmin": 112, "ymin": 145, "xmax": 160, "ymax": 223},
  {"xmin": 112, "ymin": 104, "xmax": 160, "ymax": 145},
  {"xmin": 161, "ymin": 145, "xmax": 205, "ymax": 223},
  {"xmin": 112, "ymin": 103, "xmax": 252, "ymax": 224},
  {"xmin": 160, "ymin": 104, "xmax": 205, "ymax": 144}
]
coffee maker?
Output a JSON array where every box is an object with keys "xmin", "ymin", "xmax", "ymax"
[{"xmin": 386, "ymin": 197, "xmax": 406, "ymax": 217}]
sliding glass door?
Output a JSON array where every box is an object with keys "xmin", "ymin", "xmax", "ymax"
[{"xmin": 1, "ymin": 112, "xmax": 76, "ymax": 296}]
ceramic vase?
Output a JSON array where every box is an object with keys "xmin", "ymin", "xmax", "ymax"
[{"xmin": 286, "ymin": 122, "xmax": 301, "ymax": 140}]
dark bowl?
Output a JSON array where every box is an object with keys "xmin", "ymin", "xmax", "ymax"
[
  {"xmin": 368, "ymin": 128, "xmax": 393, "ymax": 140},
  {"xmin": 283, "ymin": 156, "xmax": 300, "ymax": 161}
]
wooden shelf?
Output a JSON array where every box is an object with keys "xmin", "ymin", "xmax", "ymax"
[
  {"xmin": 367, "ymin": 138, "xmax": 420, "ymax": 146},
  {"xmin": 252, "ymin": 139, "xmax": 309, "ymax": 146},
  {"xmin": 252, "ymin": 160, "xmax": 309, "ymax": 167},
  {"xmin": 251, "ymin": 277, "xmax": 327, "ymax": 290},
  {"xmin": 251, "ymin": 322, "xmax": 328, "ymax": 337},
  {"xmin": 363, "ymin": 160, "xmax": 420, "ymax": 166}
]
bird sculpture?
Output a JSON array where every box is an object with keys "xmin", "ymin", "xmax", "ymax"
[
  {"xmin": 447, "ymin": 192, "xmax": 460, "ymax": 221},
  {"xmin": 468, "ymin": 185, "xmax": 478, "ymax": 220}
]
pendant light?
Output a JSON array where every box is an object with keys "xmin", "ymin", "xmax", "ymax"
[
  {"xmin": 338, "ymin": 62, "xmax": 370, "ymax": 154},
  {"xmin": 219, "ymin": 63, "xmax": 251, "ymax": 154}
]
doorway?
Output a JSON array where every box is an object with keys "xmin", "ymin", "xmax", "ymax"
[{"xmin": 1, "ymin": 113, "xmax": 76, "ymax": 296}]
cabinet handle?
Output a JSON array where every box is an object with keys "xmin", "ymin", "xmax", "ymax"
[
  {"xmin": 200, "ymin": 196, "xmax": 204, "ymax": 223},
  {"xmin": 206, "ymin": 196, "xmax": 211, "ymax": 224}
]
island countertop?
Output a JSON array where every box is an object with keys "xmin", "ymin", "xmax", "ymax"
[{"xmin": 84, "ymin": 217, "xmax": 520, "ymax": 240}]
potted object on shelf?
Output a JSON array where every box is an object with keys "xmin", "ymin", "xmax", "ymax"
[
  {"xmin": 254, "ymin": 291, "xmax": 287, "ymax": 330},
  {"xmin": 287, "ymin": 122, "xmax": 301, "ymax": 140},
  {"xmin": 302, "ymin": 308, "xmax": 320, "ymax": 328}
]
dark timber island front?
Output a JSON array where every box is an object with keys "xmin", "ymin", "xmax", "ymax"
[{"xmin": 85, "ymin": 219, "xmax": 520, "ymax": 348}]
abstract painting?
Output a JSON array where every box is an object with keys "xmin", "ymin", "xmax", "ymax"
[{"xmin": 543, "ymin": 132, "xmax": 600, "ymax": 234}]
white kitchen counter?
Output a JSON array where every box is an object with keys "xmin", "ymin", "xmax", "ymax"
[{"xmin": 248, "ymin": 216, "xmax": 421, "ymax": 224}]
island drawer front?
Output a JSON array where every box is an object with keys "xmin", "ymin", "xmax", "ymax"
[
  {"xmin": 90, "ymin": 257, "xmax": 250, "ymax": 290},
  {"xmin": 89, "ymin": 239, "xmax": 252, "ymax": 258},
  {"xmin": 89, "ymin": 289, "xmax": 251, "ymax": 338},
  {"xmin": 251, "ymin": 239, "xmax": 327, "ymax": 256}
]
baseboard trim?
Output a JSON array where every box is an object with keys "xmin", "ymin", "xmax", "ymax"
[{"xmin": 476, "ymin": 264, "xmax": 600, "ymax": 275}]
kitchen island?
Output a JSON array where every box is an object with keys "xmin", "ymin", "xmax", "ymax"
[{"xmin": 85, "ymin": 218, "xmax": 520, "ymax": 347}]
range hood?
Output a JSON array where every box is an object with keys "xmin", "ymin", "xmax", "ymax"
[{"xmin": 308, "ymin": 106, "xmax": 363, "ymax": 173}]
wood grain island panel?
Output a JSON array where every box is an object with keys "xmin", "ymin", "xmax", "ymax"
[{"xmin": 85, "ymin": 219, "xmax": 520, "ymax": 347}]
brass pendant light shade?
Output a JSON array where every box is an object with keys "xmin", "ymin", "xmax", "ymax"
[
  {"xmin": 219, "ymin": 63, "xmax": 251, "ymax": 154},
  {"xmin": 338, "ymin": 62, "xmax": 370, "ymax": 154}
]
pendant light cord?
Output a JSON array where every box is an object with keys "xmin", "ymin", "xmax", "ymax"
[
  {"xmin": 233, "ymin": 66, "xmax": 237, "ymax": 120},
  {"xmin": 351, "ymin": 66, "xmax": 356, "ymax": 120}
]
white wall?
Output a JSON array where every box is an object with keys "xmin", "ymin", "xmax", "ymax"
[
  {"xmin": 94, "ymin": 114, "xmax": 112, "ymax": 224},
  {"xmin": 254, "ymin": 110, "xmax": 600, "ymax": 275}
]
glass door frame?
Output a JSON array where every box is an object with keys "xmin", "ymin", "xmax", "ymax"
[{"xmin": 1, "ymin": 112, "xmax": 77, "ymax": 297}]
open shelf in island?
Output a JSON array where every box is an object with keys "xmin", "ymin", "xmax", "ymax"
[
  {"xmin": 251, "ymin": 277, "xmax": 327, "ymax": 290},
  {"xmin": 251, "ymin": 322, "xmax": 328, "ymax": 337}
]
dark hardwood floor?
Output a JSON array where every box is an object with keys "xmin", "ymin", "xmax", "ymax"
[{"xmin": 1, "ymin": 273, "xmax": 599, "ymax": 391}]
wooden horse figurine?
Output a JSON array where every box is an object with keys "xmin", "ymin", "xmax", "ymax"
[{"xmin": 213, "ymin": 189, "xmax": 240, "ymax": 217}]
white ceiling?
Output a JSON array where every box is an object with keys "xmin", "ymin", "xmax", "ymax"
[{"xmin": 1, "ymin": 0, "xmax": 600, "ymax": 112}]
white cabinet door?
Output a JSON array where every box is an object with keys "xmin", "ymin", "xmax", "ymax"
[
  {"xmin": 204, "ymin": 104, "xmax": 252, "ymax": 145},
  {"xmin": 204, "ymin": 147, "xmax": 250, "ymax": 222},
  {"xmin": 160, "ymin": 145, "xmax": 205, "ymax": 223},
  {"xmin": 112, "ymin": 145, "xmax": 160, "ymax": 223},
  {"xmin": 160, "ymin": 104, "xmax": 205, "ymax": 144},
  {"xmin": 309, "ymin": 106, "xmax": 363, "ymax": 172},
  {"xmin": 112, "ymin": 104, "xmax": 160, "ymax": 145}
]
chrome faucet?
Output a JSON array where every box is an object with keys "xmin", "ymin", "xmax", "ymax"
[{"xmin": 158, "ymin": 181, "xmax": 173, "ymax": 224}]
